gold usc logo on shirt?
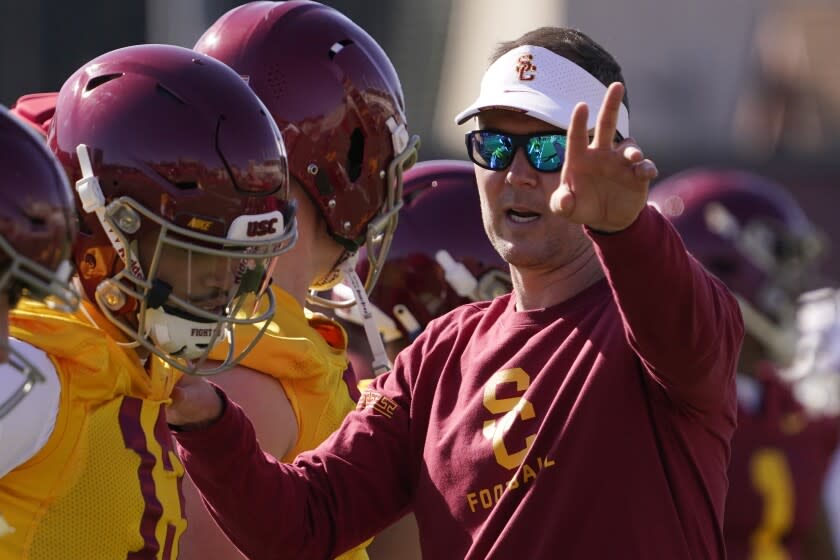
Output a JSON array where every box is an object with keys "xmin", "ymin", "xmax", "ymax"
[
  {"xmin": 481, "ymin": 368, "xmax": 536, "ymax": 470},
  {"xmin": 466, "ymin": 368, "xmax": 556, "ymax": 514}
]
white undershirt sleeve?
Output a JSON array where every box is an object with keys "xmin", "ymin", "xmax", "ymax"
[{"xmin": 0, "ymin": 338, "xmax": 61, "ymax": 478}]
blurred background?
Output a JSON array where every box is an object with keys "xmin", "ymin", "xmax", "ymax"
[{"xmin": 2, "ymin": 0, "xmax": 838, "ymax": 279}]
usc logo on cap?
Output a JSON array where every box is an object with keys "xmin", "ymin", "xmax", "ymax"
[{"xmin": 515, "ymin": 54, "xmax": 537, "ymax": 81}]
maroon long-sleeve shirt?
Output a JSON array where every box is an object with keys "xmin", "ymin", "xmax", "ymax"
[{"xmin": 175, "ymin": 205, "xmax": 744, "ymax": 559}]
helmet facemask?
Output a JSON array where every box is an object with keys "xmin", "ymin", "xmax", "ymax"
[
  {"xmin": 0, "ymin": 340, "xmax": 46, "ymax": 419},
  {"xmin": 308, "ymin": 132, "xmax": 419, "ymax": 309},
  {"xmin": 0, "ymin": 236, "xmax": 78, "ymax": 313},
  {"xmin": 76, "ymin": 145, "xmax": 297, "ymax": 375},
  {"xmin": 0, "ymin": 225, "xmax": 78, "ymax": 420},
  {"xmin": 358, "ymin": 133, "xmax": 420, "ymax": 295}
]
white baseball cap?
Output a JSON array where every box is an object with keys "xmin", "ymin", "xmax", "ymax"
[{"xmin": 454, "ymin": 45, "xmax": 630, "ymax": 138}]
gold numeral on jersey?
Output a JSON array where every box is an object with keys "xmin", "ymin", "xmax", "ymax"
[{"xmin": 749, "ymin": 448, "xmax": 794, "ymax": 560}]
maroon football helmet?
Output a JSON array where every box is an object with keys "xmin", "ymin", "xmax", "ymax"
[
  {"xmin": 0, "ymin": 105, "xmax": 77, "ymax": 417},
  {"xmin": 195, "ymin": 1, "xmax": 419, "ymax": 303},
  {"xmin": 48, "ymin": 44, "xmax": 297, "ymax": 374},
  {"xmin": 649, "ymin": 168, "xmax": 823, "ymax": 364},
  {"xmin": 337, "ymin": 160, "xmax": 510, "ymax": 347}
]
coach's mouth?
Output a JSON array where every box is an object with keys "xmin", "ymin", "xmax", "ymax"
[{"xmin": 506, "ymin": 208, "xmax": 540, "ymax": 224}]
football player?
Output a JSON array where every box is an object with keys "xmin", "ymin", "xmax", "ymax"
[
  {"xmin": 0, "ymin": 44, "xmax": 295, "ymax": 558},
  {"xmin": 177, "ymin": 2, "xmax": 419, "ymax": 559},
  {"xmin": 0, "ymin": 104, "xmax": 77, "ymax": 465},
  {"xmin": 650, "ymin": 168, "xmax": 838, "ymax": 560}
]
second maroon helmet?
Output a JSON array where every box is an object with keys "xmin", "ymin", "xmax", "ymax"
[{"xmin": 195, "ymin": 1, "xmax": 419, "ymax": 296}]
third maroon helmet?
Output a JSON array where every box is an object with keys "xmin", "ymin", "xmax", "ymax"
[
  {"xmin": 337, "ymin": 160, "xmax": 511, "ymax": 344},
  {"xmin": 195, "ymin": 1, "xmax": 419, "ymax": 300}
]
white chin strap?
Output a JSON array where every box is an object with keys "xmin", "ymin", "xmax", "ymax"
[
  {"xmin": 143, "ymin": 307, "xmax": 221, "ymax": 360},
  {"xmin": 340, "ymin": 261, "xmax": 391, "ymax": 376},
  {"xmin": 435, "ymin": 249, "xmax": 478, "ymax": 298},
  {"xmin": 334, "ymin": 283, "xmax": 403, "ymax": 343}
]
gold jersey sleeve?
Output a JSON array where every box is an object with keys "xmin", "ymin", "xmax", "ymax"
[
  {"xmin": 208, "ymin": 286, "xmax": 369, "ymax": 559},
  {"xmin": 0, "ymin": 300, "xmax": 185, "ymax": 559},
  {"xmin": 209, "ymin": 286, "xmax": 359, "ymax": 461}
]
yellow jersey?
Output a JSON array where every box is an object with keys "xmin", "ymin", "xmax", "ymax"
[
  {"xmin": 209, "ymin": 285, "xmax": 367, "ymax": 559},
  {"xmin": 1, "ymin": 299, "xmax": 185, "ymax": 559}
]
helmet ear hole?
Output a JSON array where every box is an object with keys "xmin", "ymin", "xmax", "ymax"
[{"xmin": 347, "ymin": 128, "xmax": 364, "ymax": 182}]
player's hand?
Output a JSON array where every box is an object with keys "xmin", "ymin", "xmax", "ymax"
[
  {"xmin": 166, "ymin": 374, "xmax": 224, "ymax": 429},
  {"xmin": 549, "ymin": 82, "xmax": 657, "ymax": 232}
]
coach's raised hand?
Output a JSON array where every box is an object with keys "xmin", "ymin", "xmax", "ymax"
[{"xmin": 550, "ymin": 82, "xmax": 657, "ymax": 233}]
